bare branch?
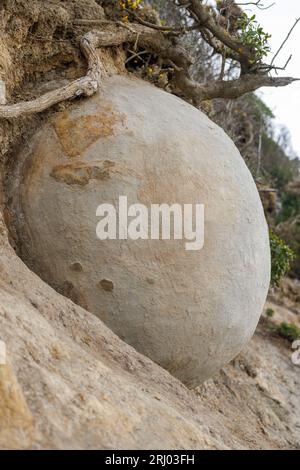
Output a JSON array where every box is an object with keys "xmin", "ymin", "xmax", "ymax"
[
  {"xmin": 0, "ymin": 81, "xmax": 6, "ymax": 105},
  {"xmin": 199, "ymin": 28, "xmax": 241, "ymax": 62},
  {"xmin": 175, "ymin": 71, "xmax": 299, "ymax": 103},
  {"xmin": 0, "ymin": 23, "xmax": 192, "ymax": 119},
  {"xmin": 260, "ymin": 54, "xmax": 293, "ymax": 73},
  {"xmin": 0, "ymin": 31, "xmax": 102, "ymax": 119},
  {"xmin": 125, "ymin": 49, "xmax": 149, "ymax": 65},
  {"xmin": 236, "ymin": 1, "xmax": 275, "ymax": 10},
  {"xmin": 176, "ymin": 0, "xmax": 251, "ymax": 62},
  {"xmin": 219, "ymin": 51, "xmax": 227, "ymax": 80},
  {"xmin": 0, "ymin": 17, "xmax": 297, "ymax": 119},
  {"xmin": 271, "ymin": 17, "xmax": 300, "ymax": 66},
  {"xmin": 128, "ymin": 10, "xmax": 200, "ymax": 33}
]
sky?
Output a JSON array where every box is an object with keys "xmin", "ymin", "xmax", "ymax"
[{"xmin": 238, "ymin": 0, "xmax": 300, "ymax": 156}]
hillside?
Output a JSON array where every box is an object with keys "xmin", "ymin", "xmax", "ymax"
[
  {"xmin": 1, "ymin": 215, "xmax": 299, "ymax": 449},
  {"xmin": 0, "ymin": 0, "xmax": 299, "ymax": 450}
]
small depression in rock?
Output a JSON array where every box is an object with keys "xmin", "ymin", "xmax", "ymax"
[{"xmin": 99, "ymin": 279, "xmax": 114, "ymax": 292}]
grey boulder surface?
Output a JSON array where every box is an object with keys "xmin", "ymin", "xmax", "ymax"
[{"xmin": 11, "ymin": 74, "xmax": 270, "ymax": 387}]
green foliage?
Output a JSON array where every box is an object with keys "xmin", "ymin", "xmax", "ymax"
[
  {"xmin": 238, "ymin": 13, "xmax": 271, "ymax": 61},
  {"xmin": 246, "ymin": 94, "xmax": 274, "ymax": 120},
  {"xmin": 277, "ymin": 322, "xmax": 300, "ymax": 342},
  {"xmin": 277, "ymin": 193, "xmax": 300, "ymax": 224},
  {"xmin": 266, "ymin": 308, "xmax": 275, "ymax": 318},
  {"xmin": 261, "ymin": 133, "xmax": 299, "ymax": 189},
  {"xmin": 274, "ymin": 188, "xmax": 300, "ymax": 280},
  {"xmin": 270, "ymin": 230, "xmax": 294, "ymax": 286}
]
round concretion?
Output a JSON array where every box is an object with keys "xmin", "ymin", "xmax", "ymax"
[{"xmin": 13, "ymin": 75, "xmax": 270, "ymax": 387}]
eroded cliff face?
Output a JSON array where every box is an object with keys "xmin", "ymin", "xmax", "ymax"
[{"xmin": 0, "ymin": 0, "xmax": 299, "ymax": 450}]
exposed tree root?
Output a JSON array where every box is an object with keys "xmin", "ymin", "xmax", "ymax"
[
  {"xmin": 0, "ymin": 20, "xmax": 298, "ymax": 119},
  {"xmin": 0, "ymin": 31, "xmax": 102, "ymax": 119}
]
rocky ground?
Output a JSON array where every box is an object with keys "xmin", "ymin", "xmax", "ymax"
[{"xmin": 0, "ymin": 209, "xmax": 299, "ymax": 449}]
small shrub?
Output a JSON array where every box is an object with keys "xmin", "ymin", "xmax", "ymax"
[
  {"xmin": 270, "ymin": 230, "xmax": 294, "ymax": 286},
  {"xmin": 265, "ymin": 308, "xmax": 275, "ymax": 318},
  {"xmin": 277, "ymin": 322, "xmax": 300, "ymax": 342}
]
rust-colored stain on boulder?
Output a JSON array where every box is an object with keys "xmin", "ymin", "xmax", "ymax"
[
  {"xmin": 53, "ymin": 105, "xmax": 125, "ymax": 158},
  {"xmin": 50, "ymin": 160, "xmax": 115, "ymax": 186}
]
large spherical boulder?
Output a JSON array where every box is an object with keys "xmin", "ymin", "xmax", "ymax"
[{"xmin": 12, "ymin": 75, "xmax": 270, "ymax": 387}]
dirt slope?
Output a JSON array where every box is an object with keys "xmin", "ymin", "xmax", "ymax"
[{"xmin": 0, "ymin": 213, "xmax": 299, "ymax": 449}]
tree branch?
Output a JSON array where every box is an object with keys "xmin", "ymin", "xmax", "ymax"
[
  {"xmin": 0, "ymin": 19, "xmax": 297, "ymax": 119},
  {"xmin": 178, "ymin": 0, "xmax": 251, "ymax": 62},
  {"xmin": 236, "ymin": 1, "xmax": 275, "ymax": 10},
  {"xmin": 175, "ymin": 71, "xmax": 299, "ymax": 103},
  {"xmin": 0, "ymin": 23, "xmax": 192, "ymax": 119},
  {"xmin": 128, "ymin": 10, "xmax": 200, "ymax": 33},
  {"xmin": 0, "ymin": 81, "xmax": 6, "ymax": 105},
  {"xmin": 0, "ymin": 32, "xmax": 102, "ymax": 119},
  {"xmin": 270, "ymin": 17, "xmax": 300, "ymax": 66}
]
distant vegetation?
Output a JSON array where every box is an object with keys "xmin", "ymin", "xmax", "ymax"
[{"xmin": 270, "ymin": 231, "xmax": 294, "ymax": 286}]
